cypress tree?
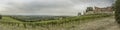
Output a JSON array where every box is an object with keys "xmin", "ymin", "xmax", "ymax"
[
  {"xmin": 115, "ymin": 0, "xmax": 120, "ymax": 24},
  {"xmin": 0, "ymin": 15, "xmax": 2, "ymax": 19},
  {"xmin": 86, "ymin": 7, "xmax": 93, "ymax": 12}
]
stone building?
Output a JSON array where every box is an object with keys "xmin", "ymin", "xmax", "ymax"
[
  {"xmin": 93, "ymin": 7, "xmax": 113, "ymax": 13},
  {"xmin": 78, "ymin": 6, "xmax": 113, "ymax": 16}
]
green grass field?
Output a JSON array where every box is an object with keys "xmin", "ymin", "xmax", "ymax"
[
  {"xmin": 0, "ymin": 13, "xmax": 113, "ymax": 28},
  {"xmin": 1, "ymin": 16, "xmax": 21, "ymax": 22}
]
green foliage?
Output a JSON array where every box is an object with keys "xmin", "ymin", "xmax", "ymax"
[
  {"xmin": 86, "ymin": 7, "xmax": 93, "ymax": 12},
  {"xmin": 0, "ymin": 15, "xmax": 2, "ymax": 19},
  {"xmin": 115, "ymin": 0, "xmax": 120, "ymax": 24},
  {"xmin": 25, "ymin": 13, "xmax": 111, "ymax": 26},
  {"xmin": 1, "ymin": 16, "xmax": 21, "ymax": 22},
  {"xmin": 112, "ymin": 4, "xmax": 115, "ymax": 11},
  {"xmin": 0, "ymin": 13, "xmax": 112, "ymax": 28},
  {"xmin": 9, "ymin": 16, "xmax": 69, "ymax": 22}
]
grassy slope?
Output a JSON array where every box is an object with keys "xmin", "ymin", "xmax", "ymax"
[
  {"xmin": 0, "ymin": 13, "xmax": 112, "ymax": 27},
  {"xmin": 0, "ymin": 13, "xmax": 113, "ymax": 30},
  {"xmin": 33, "ymin": 13, "xmax": 112, "ymax": 25},
  {"xmin": 2, "ymin": 16, "xmax": 21, "ymax": 22}
]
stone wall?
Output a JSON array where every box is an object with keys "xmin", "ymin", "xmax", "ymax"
[{"xmin": 93, "ymin": 7, "xmax": 113, "ymax": 13}]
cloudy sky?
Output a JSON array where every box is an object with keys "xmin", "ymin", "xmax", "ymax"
[{"xmin": 0, "ymin": 0, "xmax": 115, "ymax": 16}]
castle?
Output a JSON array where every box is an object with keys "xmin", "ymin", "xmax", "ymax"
[
  {"xmin": 94, "ymin": 7, "xmax": 113, "ymax": 13},
  {"xmin": 78, "ymin": 6, "xmax": 113, "ymax": 16}
]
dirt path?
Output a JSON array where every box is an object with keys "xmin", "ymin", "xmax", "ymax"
[
  {"xmin": 0, "ymin": 16, "xmax": 119, "ymax": 30},
  {"xmin": 44, "ymin": 16, "xmax": 119, "ymax": 30},
  {"xmin": 75, "ymin": 16, "xmax": 117, "ymax": 30}
]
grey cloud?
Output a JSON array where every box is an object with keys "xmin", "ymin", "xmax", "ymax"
[{"xmin": 0, "ymin": 0, "xmax": 115, "ymax": 16}]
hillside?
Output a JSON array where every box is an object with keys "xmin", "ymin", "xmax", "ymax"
[{"xmin": 0, "ymin": 16, "xmax": 116, "ymax": 30}]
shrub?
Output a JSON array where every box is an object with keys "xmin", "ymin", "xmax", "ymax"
[
  {"xmin": 0, "ymin": 15, "xmax": 2, "ymax": 19},
  {"xmin": 115, "ymin": 0, "xmax": 120, "ymax": 24}
]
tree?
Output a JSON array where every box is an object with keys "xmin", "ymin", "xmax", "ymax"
[
  {"xmin": 86, "ymin": 7, "xmax": 93, "ymax": 12},
  {"xmin": 115, "ymin": 0, "xmax": 120, "ymax": 24},
  {"xmin": 0, "ymin": 15, "xmax": 2, "ymax": 19},
  {"xmin": 78, "ymin": 12, "xmax": 81, "ymax": 16},
  {"xmin": 112, "ymin": 4, "xmax": 115, "ymax": 11}
]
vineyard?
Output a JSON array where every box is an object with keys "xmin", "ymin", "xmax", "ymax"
[
  {"xmin": 0, "ymin": 13, "xmax": 112, "ymax": 28},
  {"xmin": 9, "ymin": 16, "xmax": 69, "ymax": 22}
]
